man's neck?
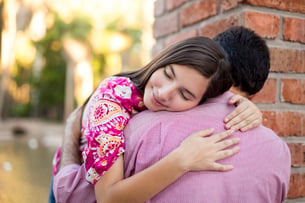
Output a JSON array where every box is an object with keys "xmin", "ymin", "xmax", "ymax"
[{"xmin": 229, "ymin": 87, "xmax": 250, "ymax": 98}]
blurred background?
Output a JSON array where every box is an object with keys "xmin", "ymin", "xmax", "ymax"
[{"xmin": 0, "ymin": 0, "xmax": 154, "ymax": 202}]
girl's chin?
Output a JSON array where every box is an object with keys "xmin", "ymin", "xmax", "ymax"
[{"xmin": 146, "ymin": 103, "xmax": 164, "ymax": 112}]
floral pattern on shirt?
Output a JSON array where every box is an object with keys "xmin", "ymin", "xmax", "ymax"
[{"xmin": 81, "ymin": 76, "xmax": 146, "ymax": 185}]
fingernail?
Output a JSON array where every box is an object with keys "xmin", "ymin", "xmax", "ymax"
[{"xmin": 224, "ymin": 118, "xmax": 228, "ymax": 122}]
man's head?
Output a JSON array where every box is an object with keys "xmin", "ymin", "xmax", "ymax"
[{"xmin": 214, "ymin": 26, "xmax": 270, "ymax": 97}]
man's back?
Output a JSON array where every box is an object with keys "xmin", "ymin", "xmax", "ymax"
[{"xmin": 124, "ymin": 92, "xmax": 291, "ymax": 203}]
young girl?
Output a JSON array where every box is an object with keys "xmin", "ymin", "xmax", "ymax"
[{"xmin": 53, "ymin": 36, "xmax": 261, "ymax": 202}]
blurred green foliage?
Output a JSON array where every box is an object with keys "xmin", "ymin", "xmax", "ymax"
[
  {"xmin": 5, "ymin": 11, "xmax": 143, "ymax": 121},
  {"xmin": 32, "ymin": 14, "xmax": 92, "ymax": 120}
]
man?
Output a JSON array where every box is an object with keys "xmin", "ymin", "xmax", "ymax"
[
  {"xmin": 52, "ymin": 26, "xmax": 288, "ymax": 202},
  {"xmin": 123, "ymin": 91, "xmax": 291, "ymax": 202},
  {"xmin": 122, "ymin": 27, "xmax": 290, "ymax": 201}
]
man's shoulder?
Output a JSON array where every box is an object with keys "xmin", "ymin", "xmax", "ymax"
[
  {"xmin": 241, "ymin": 125, "xmax": 290, "ymax": 157},
  {"xmin": 252, "ymin": 125, "xmax": 282, "ymax": 140}
]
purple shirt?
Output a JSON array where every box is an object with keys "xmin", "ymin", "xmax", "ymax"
[
  {"xmin": 124, "ymin": 91, "xmax": 291, "ymax": 202},
  {"xmin": 53, "ymin": 92, "xmax": 291, "ymax": 203}
]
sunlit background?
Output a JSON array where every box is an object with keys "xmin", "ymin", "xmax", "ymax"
[
  {"xmin": 0, "ymin": 0, "xmax": 154, "ymax": 120},
  {"xmin": 0, "ymin": 0, "xmax": 154, "ymax": 202}
]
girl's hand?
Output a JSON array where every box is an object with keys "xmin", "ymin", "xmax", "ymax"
[
  {"xmin": 176, "ymin": 128, "xmax": 240, "ymax": 172},
  {"xmin": 224, "ymin": 94, "xmax": 262, "ymax": 132}
]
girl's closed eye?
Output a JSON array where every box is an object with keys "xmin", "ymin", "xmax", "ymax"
[
  {"xmin": 164, "ymin": 66, "xmax": 172, "ymax": 79},
  {"xmin": 180, "ymin": 90, "xmax": 190, "ymax": 101},
  {"xmin": 164, "ymin": 65, "xmax": 176, "ymax": 80}
]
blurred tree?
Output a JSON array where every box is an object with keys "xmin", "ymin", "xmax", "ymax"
[
  {"xmin": 32, "ymin": 13, "xmax": 92, "ymax": 120},
  {"xmin": 1, "ymin": 0, "xmax": 153, "ymax": 121},
  {"xmin": 0, "ymin": 0, "xmax": 3, "ymax": 120}
]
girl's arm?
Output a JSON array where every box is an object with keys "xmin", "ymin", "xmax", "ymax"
[
  {"xmin": 95, "ymin": 129, "xmax": 240, "ymax": 203},
  {"xmin": 224, "ymin": 94, "xmax": 262, "ymax": 131}
]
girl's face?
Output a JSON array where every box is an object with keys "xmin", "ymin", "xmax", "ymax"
[{"xmin": 144, "ymin": 64, "xmax": 209, "ymax": 112}]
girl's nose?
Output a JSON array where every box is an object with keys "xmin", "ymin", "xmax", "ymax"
[{"xmin": 158, "ymin": 84, "xmax": 175, "ymax": 102}]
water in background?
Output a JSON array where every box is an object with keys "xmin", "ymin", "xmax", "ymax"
[{"xmin": 0, "ymin": 120, "xmax": 62, "ymax": 203}]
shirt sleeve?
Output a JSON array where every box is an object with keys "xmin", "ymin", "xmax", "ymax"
[
  {"xmin": 82, "ymin": 77, "xmax": 144, "ymax": 185},
  {"xmin": 83, "ymin": 98, "xmax": 131, "ymax": 185},
  {"xmin": 53, "ymin": 164, "xmax": 96, "ymax": 203}
]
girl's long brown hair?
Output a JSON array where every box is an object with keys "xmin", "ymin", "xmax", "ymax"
[
  {"xmin": 81, "ymin": 36, "xmax": 233, "ymax": 114},
  {"xmin": 115, "ymin": 36, "xmax": 233, "ymax": 103}
]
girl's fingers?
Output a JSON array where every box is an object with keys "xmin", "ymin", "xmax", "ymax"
[
  {"xmin": 230, "ymin": 111, "xmax": 262, "ymax": 131},
  {"xmin": 216, "ymin": 146, "xmax": 240, "ymax": 160},
  {"xmin": 239, "ymin": 118, "xmax": 261, "ymax": 132},
  {"xmin": 225, "ymin": 94, "xmax": 262, "ymax": 131},
  {"xmin": 194, "ymin": 128, "xmax": 215, "ymax": 137},
  {"xmin": 215, "ymin": 138, "xmax": 240, "ymax": 151},
  {"xmin": 212, "ymin": 130, "xmax": 234, "ymax": 142},
  {"xmin": 225, "ymin": 104, "xmax": 262, "ymax": 131},
  {"xmin": 210, "ymin": 162, "xmax": 234, "ymax": 171},
  {"xmin": 224, "ymin": 102, "xmax": 248, "ymax": 124},
  {"xmin": 227, "ymin": 112, "xmax": 257, "ymax": 130}
]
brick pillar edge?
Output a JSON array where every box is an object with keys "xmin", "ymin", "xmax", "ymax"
[{"xmin": 153, "ymin": 0, "xmax": 305, "ymax": 201}]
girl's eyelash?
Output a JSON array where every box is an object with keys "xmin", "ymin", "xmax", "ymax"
[
  {"xmin": 180, "ymin": 91, "xmax": 190, "ymax": 101},
  {"xmin": 164, "ymin": 68, "xmax": 171, "ymax": 79},
  {"xmin": 164, "ymin": 67, "xmax": 189, "ymax": 100}
]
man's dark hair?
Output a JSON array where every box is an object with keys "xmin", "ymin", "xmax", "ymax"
[{"xmin": 214, "ymin": 26, "xmax": 270, "ymax": 95}]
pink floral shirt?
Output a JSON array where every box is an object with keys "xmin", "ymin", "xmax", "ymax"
[
  {"xmin": 52, "ymin": 77, "xmax": 145, "ymax": 184},
  {"xmin": 79, "ymin": 76, "xmax": 145, "ymax": 185}
]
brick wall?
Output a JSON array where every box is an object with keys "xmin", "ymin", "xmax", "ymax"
[{"xmin": 153, "ymin": 0, "xmax": 305, "ymax": 200}]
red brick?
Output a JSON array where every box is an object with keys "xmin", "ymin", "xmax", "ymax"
[
  {"xmin": 200, "ymin": 11, "xmax": 280, "ymax": 39},
  {"xmin": 221, "ymin": 0, "xmax": 243, "ymax": 12},
  {"xmin": 283, "ymin": 17, "xmax": 305, "ymax": 43},
  {"xmin": 245, "ymin": 0, "xmax": 305, "ymax": 14},
  {"xmin": 288, "ymin": 143, "xmax": 305, "ymax": 167},
  {"xmin": 269, "ymin": 47, "xmax": 305, "ymax": 73},
  {"xmin": 200, "ymin": 13, "xmax": 243, "ymax": 38},
  {"xmin": 151, "ymin": 42, "xmax": 165, "ymax": 58},
  {"xmin": 181, "ymin": 0, "xmax": 218, "ymax": 27},
  {"xmin": 252, "ymin": 78, "xmax": 277, "ymax": 103},
  {"xmin": 153, "ymin": 12, "xmax": 179, "ymax": 38},
  {"xmin": 154, "ymin": 0, "xmax": 165, "ymax": 17},
  {"xmin": 166, "ymin": 0, "xmax": 187, "ymax": 11},
  {"xmin": 165, "ymin": 29, "xmax": 198, "ymax": 47},
  {"xmin": 287, "ymin": 173, "xmax": 305, "ymax": 198},
  {"xmin": 244, "ymin": 11, "xmax": 280, "ymax": 39},
  {"xmin": 262, "ymin": 111, "xmax": 305, "ymax": 136},
  {"xmin": 281, "ymin": 79, "xmax": 305, "ymax": 104}
]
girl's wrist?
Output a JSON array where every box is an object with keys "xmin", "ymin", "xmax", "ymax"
[{"xmin": 170, "ymin": 147, "xmax": 190, "ymax": 173}]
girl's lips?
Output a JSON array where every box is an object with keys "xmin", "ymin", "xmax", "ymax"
[{"xmin": 152, "ymin": 93, "xmax": 165, "ymax": 107}]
